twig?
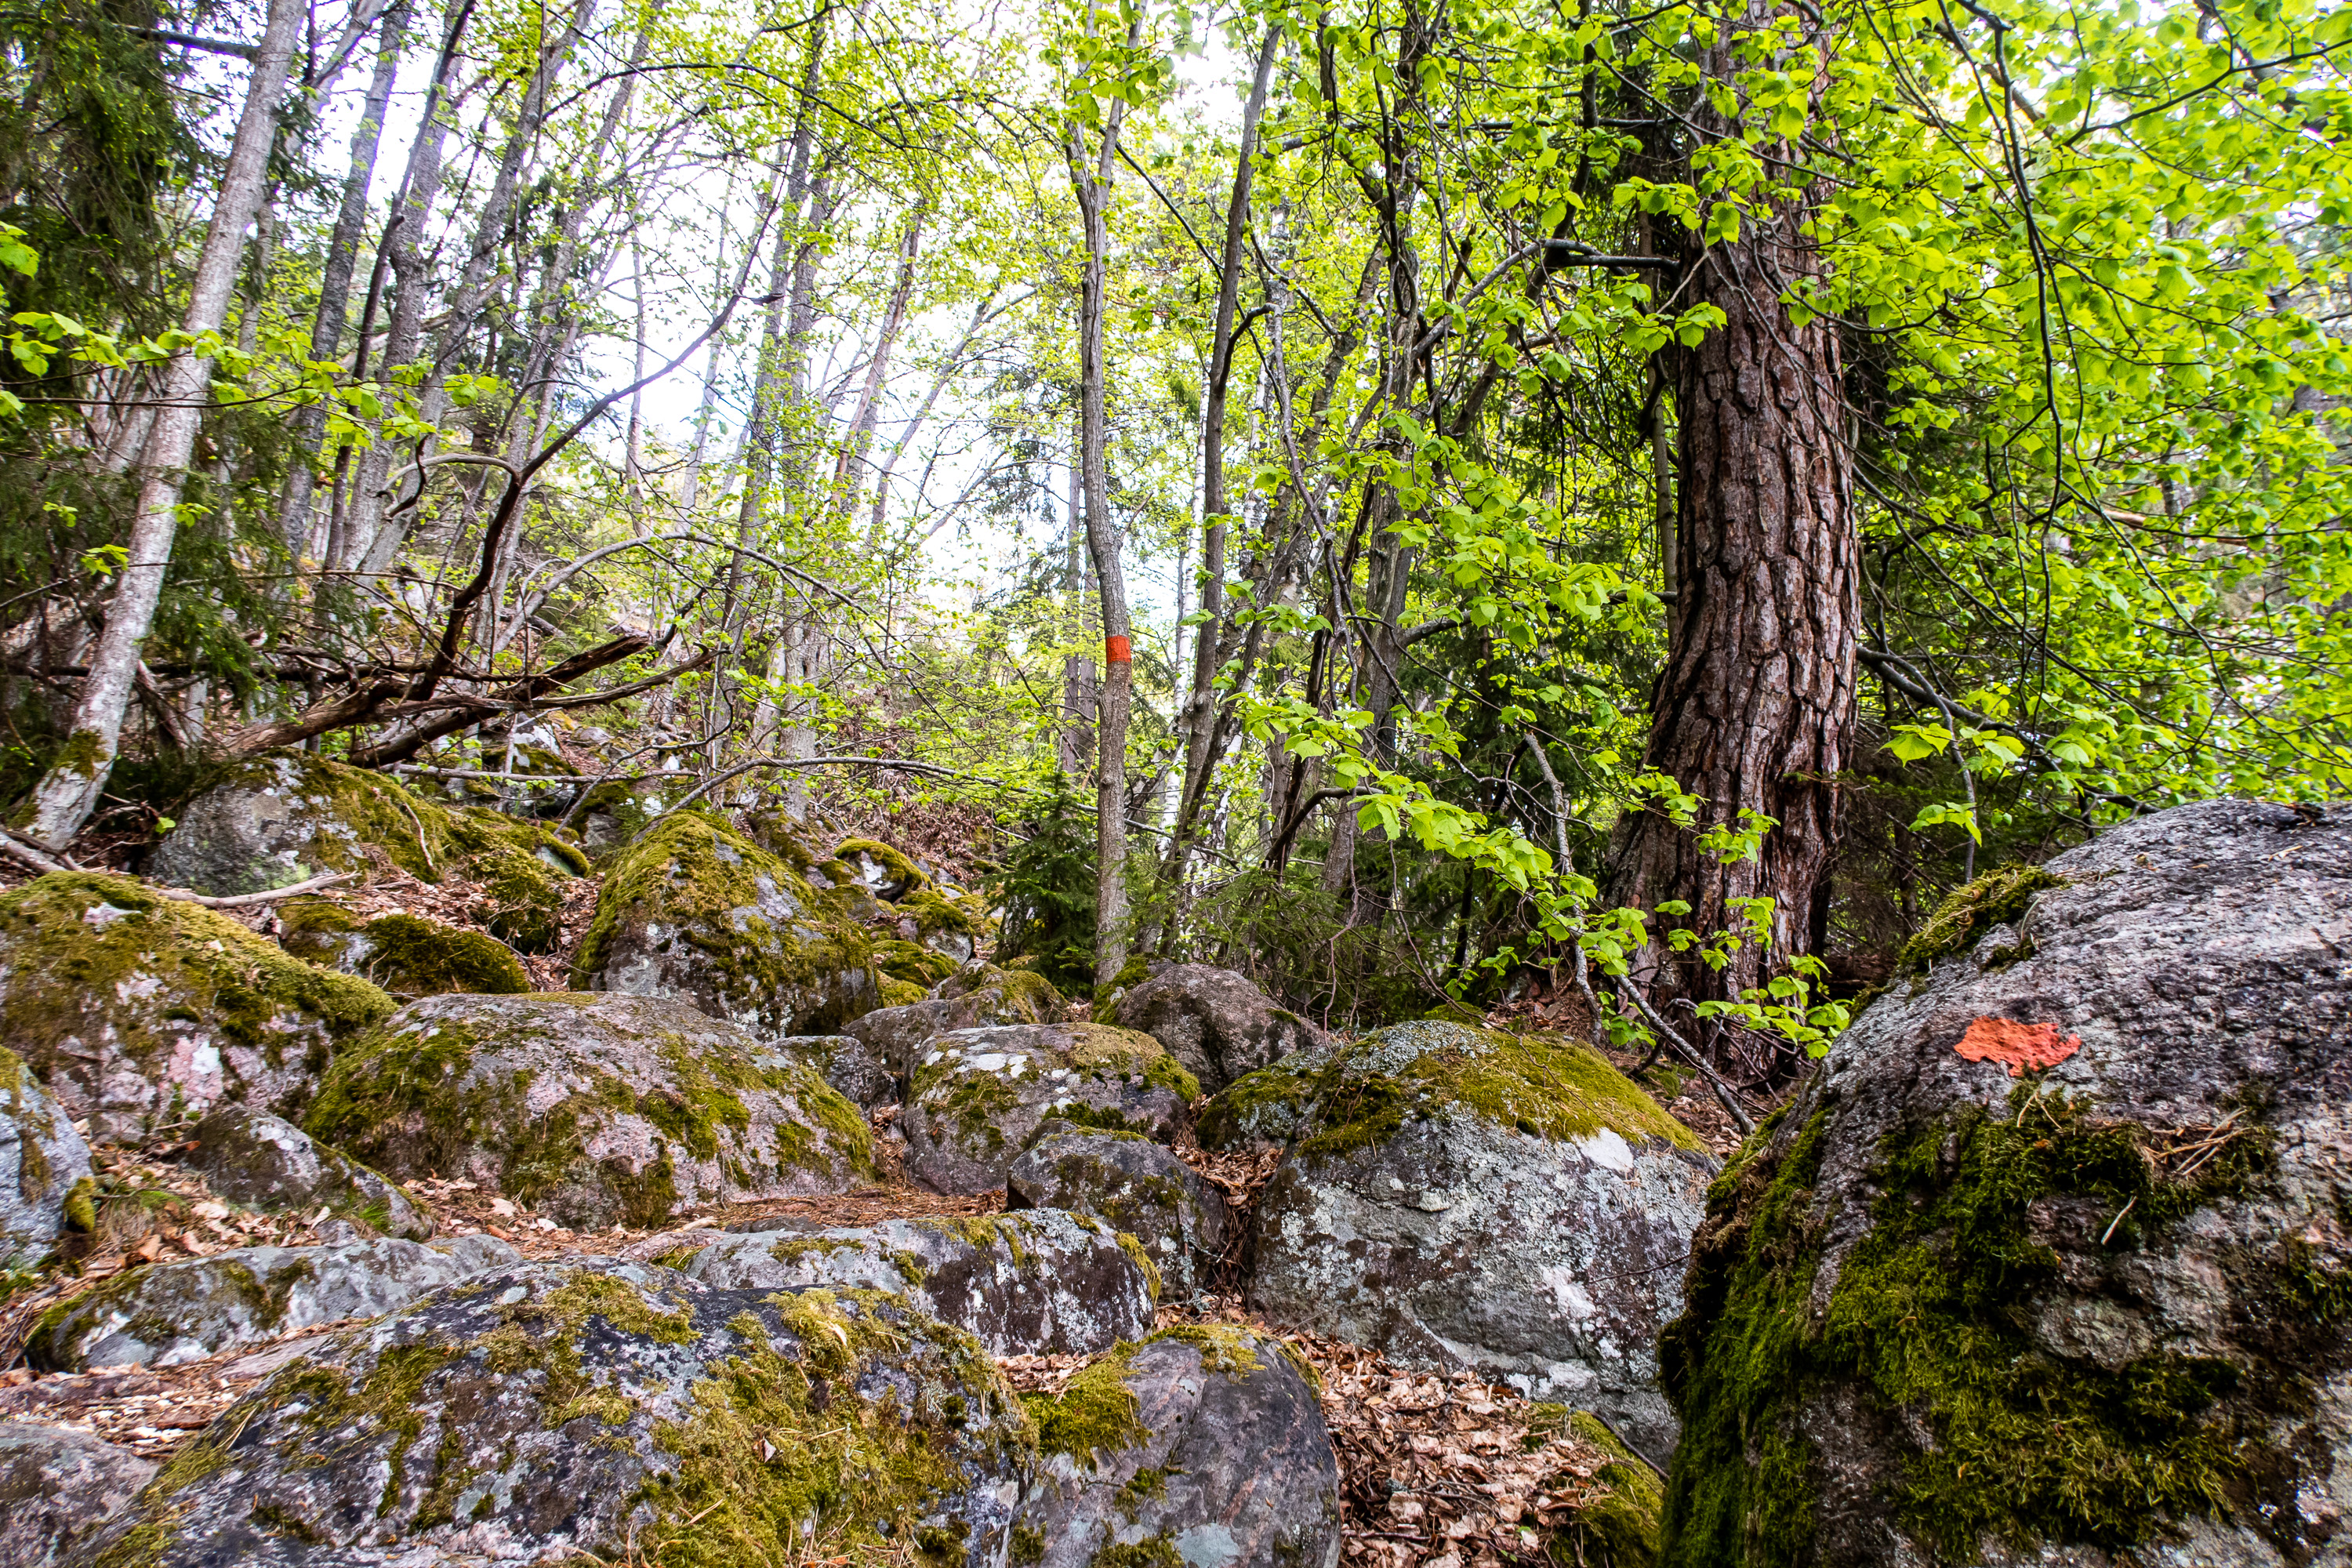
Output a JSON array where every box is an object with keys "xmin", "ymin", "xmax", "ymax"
[
  {"xmin": 0, "ymin": 826, "xmax": 76, "ymax": 875},
  {"xmin": 2100, "ymin": 1195, "xmax": 2137, "ymax": 1245},
  {"xmin": 152, "ymin": 871, "xmax": 356, "ymax": 909}
]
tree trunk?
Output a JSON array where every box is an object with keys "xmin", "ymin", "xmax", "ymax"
[
  {"xmin": 1068, "ymin": 81, "xmax": 1133, "ymax": 991},
  {"xmin": 1606, "ymin": 0, "xmax": 1857, "ymax": 1013},
  {"xmin": 22, "ymin": 0, "xmax": 306, "ymax": 846}
]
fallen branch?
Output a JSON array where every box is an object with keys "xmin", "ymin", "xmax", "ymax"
[{"xmin": 153, "ymin": 871, "xmax": 354, "ymax": 908}]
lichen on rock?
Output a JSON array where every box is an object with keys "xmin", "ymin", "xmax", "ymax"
[
  {"xmin": 1657, "ymin": 799, "xmax": 2352, "ymax": 1568},
  {"xmin": 1009, "ymin": 1123, "xmax": 1229, "ymax": 1296},
  {"xmin": 0, "ymin": 1421, "xmax": 156, "ymax": 1566},
  {"xmin": 572, "ymin": 810, "xmax": 884, "ymax": 1037},
  {"xmin": 185, "ymin": 1104, "xmax": 431, "ymax": 1240},
  {"xmin": 73, "ymin": 1261, "xmax": 1036, "ymax": 1567},
  {"xmin": 0, "ymin": 1047, "xmax": 90, "ymax": 1265},
  {"xmin": 305, "ymin": 991, "xmax": 877, "ymax": 1229},
  {"xmin": 0, "ymin": 872, "xmax": 393, "ymax": 1141},
  {"xmin": 847, "ymin": 961, "xmax": 1070, "ymax": 1080},
  {"xmin": 1106, "ymin": 963, "xmax": 1327, "ymax": 1094}
]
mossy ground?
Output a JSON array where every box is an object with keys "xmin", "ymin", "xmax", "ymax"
[
  {"xmin": 0, "ymin": 873, "xmax": 393, "ymax": 1117},
  {"xmin": 1536, "ymin": 1408, "xmax": 1661, "ymax": 1567},
  {"xmin": 572, "ymin": 811, "xmax": 880, "ymax": 1033},
  {"xmin": 1896, "ymin": 863, "xmax": 2067, "ymax": 974},
  {"xmin": 1657, "ymin": 1086, "xmax": 2296, "ymax": 1567},
  {"xmin": 304, "ymin": 1002, "xmax": 876, "ymax": 1226},
  {"xmin": 1197, "ymin": 1020, "xmax": 1697, "ymax": 1163}
]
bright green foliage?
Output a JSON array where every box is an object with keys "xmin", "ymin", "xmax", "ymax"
[{"xmin": 988, "ymin": 775, "xmax": 1100, "ymax": 996}]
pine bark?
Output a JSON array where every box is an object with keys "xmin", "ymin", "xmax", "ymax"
[{"xmin": 1607, "ymin": 1, "xmax": 1858, "ymax": 1011}]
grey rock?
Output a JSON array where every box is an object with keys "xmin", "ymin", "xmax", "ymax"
[
  {"xmin": 27, "ymin": 1236, "xmax": 492, "ymax": 1370},
  {"xmin": 0, "ymin": 1422, "xmax": 155, "ymax": 1567},
  {"xmin": 304, "ymin": 991, "xmax": 877, "ymax": 1229},
  {"xmin": 421, "ymin": 1232, "xmax": 523, "ymax": 1274},
  {"xmin": 1009, "ymin": 1124, "xmax": 1229, "ymax": 1294},
  {"xmin": 186, "ymin": 1106, "xmax": 430, "ymax": 1241},
  {"xmin": 0, "ymin": 1052, "xmax": 89, "ymax": 1265},
  {"xmin": 73, "ymin": 1260, "xmax": 1032, "ymax": 1567},
  {"xmin": 846, "ymin": 963, "xmax": 1069, "ymax": 1077},
  {"xmin": 901, "ymin": 1024, "xmax": 1200, "ymax": 1194},
  {"xmin": 687, "ymin": 1208, "xmax": 1156, "ymax": 1355},
  {"xmin": 1018, "ymin": 1327, "xmax": 1343, "ymax": 1568},
  {"xmin": 779, "ymin": 1033, "xmax": 895, "ymax": 1109},
  {"xmin": 1209, "ymin": 1018, "xmax": 1713, "ymax": 1459},
  {"xmin": 1661, "ymin": 800, "xmax": 2352, "ymax": 1566},
  {"xmin": 1109, "ymin": 963, "xmax": 1327, "ymax": 1093}
]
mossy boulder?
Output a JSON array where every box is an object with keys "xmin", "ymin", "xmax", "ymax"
[
  {"xmin": 1657, "ymin": 798, "xmax": 2352, "ymax": 1568},
  {"xmin": 575, "ymin": 775, "xmax": 686, "ymax": 857},
  {"xmin": 74, "ymin": 1261, "xmax": 1036, "ymax": 1567},
  {"xmin": 186, "ymin": 1105, "xmax": 431, "ymax": 1240},
  {"xmin": 902, "ymin": 1024, "xmax": 1200, "ymax": 1196},
  {"xmin": 1015, "ymin": 1326, "xmax": 1343, "ymax": 1568},
  {"xmin": 1210, "ymin": 1018, "xmax": 1713, "ymax": 1459},
  {"xmin": 147, "ymin": 751, "xmax": 589, "ymax": 952},
  {"xmin": 305, "ymin": 991, "xmax": 877, "ymax": 1229},
  {"xmin": 777, "ymin": 1033, "xmax": 895, "ymax": 1109},
  {"xmin": 0, "ymin": 1422, "xmax": 156, "ymax": 1566},
  {"xmin": 0, "ymin": 1047, "xmax": 91, "ymax": 1264},
  {"xmin": 0, "ymin": 873, "xmax": 394, "ymax": 1141},
  {"xmin": 573, "ymin": 811, "xmax": 884, "ymax": 1038},
  {"xmin": 847, "ymin": 961, "xmax": 1071, "ymax": 1079},
  {"xmin": 25, "ymin": 1232, "xmax": 511, "ymax": 1370},
  {"xmin": 1107, "ymin": 962, "xmax": 1329, "ymax": 1093},
  {"xmin": 685, "ymin": 1208, "xmax": 1156, "ymax": 1356},
  {"xmin": 278, "ymin": 900, "xmax": 528, "ymax": 996},
  {"xmin": 1009, "ymin": 1123, "xmax": 1230, "ymax": 1296}
]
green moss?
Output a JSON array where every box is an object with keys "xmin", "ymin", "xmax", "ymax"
[
  {"xmin": 572, "ymin": 812, "xmax": 880, "ymax": 1033},
  {"xmin": 1024, "ymin": 1345, "xmax": 1147, "ymax": 1462},
  {"xmin": 1200, "ymin": 1021, "xmax": 1697, "ymax": 1165},
  {"xmin": 1093, "ymin": 1540, "xmax": 1181, "ymax": 1568},
  {"xmin": 878, "ymin": 975, "xmax": 926, "ymax": 1007},
  {"xmin": 349, "ymin": 913, "xmax": 528, "ymax": 996},
  {"xmin": 1112, "ymin": 1230, "xmax": 1163, "ymax": 1301},
  {"xmin": 873, "ymin": 938, "xmax": 956, "ymax": 989},
  {"xmin": 1142, "ymin": 1324, "xmax": 1263, "ymax": 1379},
  {"xmin": 61, "ymin": 1176, "xmax": 96, "ymax": 1232},
  {"xmin": 1063, "ymin": 1024, "xmax": 1200, "ymax": 1102},
  {"xmin": 1896, "ymin": 863, "xmax": 2068, "ymax": 974},
  {"xmin": 900, "ymin": 886, "xmax": 984, "ymax": 942},
  {"xmin": 1658, "ymin": 1088, "xmax": 2285, "ymax": 1567},
  {"xmin": 833, "ymin": 838, "xmax": 928, "ymax": 892},
  {"xmin": 1011, "ymin": 1525, "xmax": 1047, "ymax": 1566},
  {"xmin": 1549, "ymin": 1411, "xmax": 1661, "ymax": 1568}
]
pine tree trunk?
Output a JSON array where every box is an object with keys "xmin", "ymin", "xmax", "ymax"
[
  {"xmin": 22, "ymin": 0, "xmax": 305, "ymax": 847},
  {"xmin": 1607, "ymin": 1, "xmax": 1858, "ymax": 1013}
]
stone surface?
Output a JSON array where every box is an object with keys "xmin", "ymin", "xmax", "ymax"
[
  {"xmin": 185, "ymin": 1105, "xmax": 430, "ymax": 1241},
  {"xmin": 75, "ymin": 1260, "xmax": 1033, "ymax": 1567},
  {"xmin": 1204, "ymin": 1018, "xmax": 1712, "ymax": 1460},
  {"xmin": 147, "ymin": 751, "xmax": 589, "ymax": 953},
  {"xmin": 1018, "ymin": 1325, "xmax": 1343, "ymax": 1568},
  {"xmin": 305, "ymin": 992, "xmax": 877, "ymax": 1229},
  {"xmin": 0, "ymin": 1422, "xmax": 155, "ymax": 1567},
  {"xmin": 0, "ymin": 873, "xmax": 393, "ymax": 1142},
  {"xmin": 845, "ymin": 962, "xmax": 1069, "ymax": 1077},
  {"xmin": 1109, "ymin": 963, "xmax": 1327, "ymax": 1093},
  {"xmin": 0, "ymin": 1050, "xmax": 89, "ymax": 1265},
  {"xmin": 685, "ymin": 1208, "xmax": 1156, "ymax": 1356},
  {"xmin": 900, "ymin": 1023, "xmax": 1200, "ymax": 1195},
  {"xmin": 1010, "ymin": 1123, "xmax": 1229, "ymax": 1295},
  {"xmin": 1657, "ymin": 800, "xmax": 2352, "ymax": 1568},
  {"xmin": 779, "ymin": 1033, "xmax": 895, "ymax": 1109},
  {"xmin": 572, "ymin": 811, "xmax": 884, "ymax": 1036},
  {"xmin": 25, "ymin": 1232, "xmax": 518, "ymax": 1370},
  {"xmin": 275, "ymin": 902, "xmax": 528, "ymax": 997}
]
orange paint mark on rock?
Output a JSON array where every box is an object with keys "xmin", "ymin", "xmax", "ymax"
[{"xmin": 1955, "ymin": 1017, "xmax": 2082, "ymax": 1077}]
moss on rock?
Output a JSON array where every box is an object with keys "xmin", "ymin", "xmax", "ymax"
[
  {"xmin": 1896, "ymin": 863, "xmax": 2068, "ymax": 975},
  {"xmin": 0, "ymin": 873, "xmax": 394, "ymax": 1138},
  {"xmin": 281, "ymin": 904, "xmax": 526, "ymax": 997}
]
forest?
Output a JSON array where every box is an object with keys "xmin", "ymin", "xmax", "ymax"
[{"xmin": 1, "ymin": 0, "xmax": 2347, "ymax": 1094}]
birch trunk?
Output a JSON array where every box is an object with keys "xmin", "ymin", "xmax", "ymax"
[{"xmin": 23, "ymin": 0, "xmax": 306, "ymax": 846}]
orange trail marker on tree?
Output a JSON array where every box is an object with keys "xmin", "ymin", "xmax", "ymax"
[{"xmin": 1954, "ymin": 1017, "xmax": 2082, "ymax": 1077}]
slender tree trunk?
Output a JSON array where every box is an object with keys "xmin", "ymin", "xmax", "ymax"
[
  {"xmin": 22, "ymin": 0, "xmax": 305, "ymax": 846},
  {"xmin": 1606, "ymin": 0, "xmax": 1857, "ymax": 1011},
  {"xmin": 281, "ymin": 0, "xmax": 408, "ymax": 569},
  {"xmin": 1069, "ymin": 84, "xmax": 1133, "ymax": 990}
]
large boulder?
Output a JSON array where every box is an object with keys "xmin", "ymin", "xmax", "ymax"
[
  {"xmin": 275, "ymin": 902, "xmax": 528, "ymax": 996},
  {"xmin": 1108, "ymin": 963, "xmax": 1327, "ymax": 1092},
  {"xmin": 77, "ymin": 1261, "xmax": 1033, "ymax": 1566},
  {"xmin": 779, "ymin": 1033, "xmax": 895, "ymax": 1109},
  {"xmin": 901, "ymin": 1024, "xmax": 1199, "ymax": 1195},
  {"xmin": 572, "ymin": 811, "xmax": 883, "ymax": 1036},
  {"xmin": 684, "ymin": 1209, "xmax": 1156, "ymax": 1356},
  {"xmin": 845, "ymin": 962, "xmax": 1069, "ymax": 1077},
  {"xmin": 0, "ymin": 1048, "xmax": 90, "ymax": 1265},
  {"xmin": 1658, "ymin": 800, "xmax": 2352, "ymax": 1568},
  {"xmin": 305, "ymin": 992, "xmax": 878, "ymax": 1229},
  {"xmin": 0, "ymin": 873, "xmax": 393, "ymax": 1141},
  {"xmin": 148, "ymin": 751, "xmax": 589, "ymax": 953},
  {"xmin": 0, "ymin": 1423, "xmax": 155, "ymax": 1566},
  {"xmin": 1010, "ymin": 1123, "xmax": 1229, "ymax": 1296},
  {"xmin": 185, "ymin": 1105, "xmax": 430, "ymax": 1240},
  {"xmin": 1018, "ymin": 1325, "xmax": 1343, "ymax": 1568},
  {"xmin": 1203, "ymin": 1018, "xmax": 1712, "ymax": 1460},
  {"xmin": 25, "ymin": 1232, "xmax": 517, "ymax": 1370}
]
